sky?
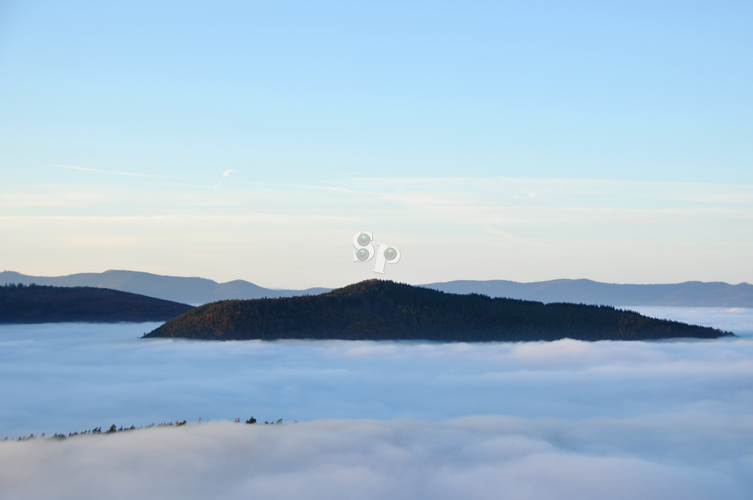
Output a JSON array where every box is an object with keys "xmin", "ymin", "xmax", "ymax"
[
  {"xmin": 1, "ymin": 317, "xmax": 753, "ymax": 499},
  {"xmin": 1, "ymin": 1, "xmax": 752, "ymax": 287}
]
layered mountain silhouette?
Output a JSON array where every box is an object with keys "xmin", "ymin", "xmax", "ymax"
[
  {"xmin": 0, "ymin": 284, "xmax": 192, "ymax": 323},
  {"xmin": 145, "ymin": 280, "xmax": 728, "ymax": 342},
  {"xmin": 2, "ymin": 270, "xmax": 751, "ymax": 307},
  {"xmin": 421, "ymin": 279, "xmax": 753, "ymax": 307},
  {"xmin": 0, "ymin": 270, "xmax": 329, "ymax": 305}
]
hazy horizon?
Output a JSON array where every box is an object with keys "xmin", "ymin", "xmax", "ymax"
[
  {"xmin": 2, "ymin": 268, "xmax": 752, "ymax": 289},
  {"xmin": 1, "ymin": 176, "xmax": 751, "ymax": 289}
]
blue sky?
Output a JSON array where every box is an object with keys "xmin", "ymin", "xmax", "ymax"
[{"xmin": 1, "ymin": 1, "xmax": 752, "ymax": 286}]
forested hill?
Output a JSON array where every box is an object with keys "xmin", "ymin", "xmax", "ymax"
[
  {"xmin": 0, "ymin": 284, "xmax": 194, "ymax": 323},
  {"xmin": 144, "ymin": 280, "xmax": 729, "ymax": 342}
]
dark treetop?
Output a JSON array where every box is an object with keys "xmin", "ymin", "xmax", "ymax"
[
  {"xmin": 144, "ymin": 280, "xmax": 730, "ymax": 342},
  {"xmin": 0, "ymin": 284, "xmax": 193, "ymax": 323}
]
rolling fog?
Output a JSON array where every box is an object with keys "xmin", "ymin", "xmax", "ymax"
[{"xmin": 1, "ymin": 307, "xmax": 752, "ymax": 499}]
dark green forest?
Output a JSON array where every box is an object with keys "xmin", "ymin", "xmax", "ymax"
[
  {"xmin": 0, "ymin": 284, "xmax": 193, "ymax": 323},
  {"xmin": 145, "ymin": 280, "xmax": 729, "ymax": 341}
]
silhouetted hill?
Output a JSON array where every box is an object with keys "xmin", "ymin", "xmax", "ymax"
[
  {"xmin": 0, "ymin": 284, "xmax": 193, "ymax": 323},
  {"xmin": 0, "ymin": 271, "xmax": 330, "ymax": 305},
  {"xmin": 421, "ymin": 279, "xmax": 753, "ymax": 307},
  {"xmin": 144, "ymin": 280, "xmax": 729, "ymax": 342}
]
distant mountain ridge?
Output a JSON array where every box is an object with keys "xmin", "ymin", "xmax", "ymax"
[
  {"xmin": 0, "ymin": 271, "xmax": 330, "ymax": 305},
  {"xmin": 2, "ymin": 271, "xmax": 751, "ymax": 307},
  {"xmin": 421, "ymin": 279, "xmax": 753, "ymax": 307}
]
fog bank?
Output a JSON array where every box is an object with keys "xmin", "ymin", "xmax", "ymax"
[
  {"xmin": 1, "ymin": 417, "xmax": 751, "ymax": 500},
  {"xmin": 2, "ymin": 319, "xmax": 753, "ymax": 437},
  {"xmin": 2, "ymin": 309, "xmax": 753, "ymax": 498}
]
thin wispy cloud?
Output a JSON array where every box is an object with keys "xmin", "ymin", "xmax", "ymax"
[
  {"xmin": 50, "ymin": 165, "xmax": 167, "ymax": 179},
  {"xmin": 2, "ymin": 175, "xmax": 752, "ymax": 285},
  {"xmin": 0, "ymin": 216, "xmax": 168, "ymax": 221},
  {"xmin": 214, "ymin": 169, "xmax": 238, "ymax": 188}
]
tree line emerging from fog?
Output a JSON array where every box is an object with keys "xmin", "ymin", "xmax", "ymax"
[
  {"xmin": 2, "ymin": 417, "xmax": 287, "ymax": 442},
  {"xmin": 146, "ymin": 279, "xmax": 729, "ymax": 342}
]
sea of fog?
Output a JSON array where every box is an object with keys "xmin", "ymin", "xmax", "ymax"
[{"xmin": 1, "ymin": 307, "xmax": 752, "ymax": 499}]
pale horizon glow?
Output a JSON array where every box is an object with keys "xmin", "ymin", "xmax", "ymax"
[{"xmin": 0, "ymin": 175, "xmax": 751, "ymax": 288}]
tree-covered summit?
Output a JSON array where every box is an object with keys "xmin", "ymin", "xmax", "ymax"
[
  {"xmin": 144, "ymin": 279, "xmax": 729, "ymax": 342},
  {"xmin": 0, "ymin": 284, "xmax": 193, "ymax": 323}
]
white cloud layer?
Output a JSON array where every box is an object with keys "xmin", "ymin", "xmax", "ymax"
[
  {"xmin": 0, "ymin": 314, "xmax": 752, "ymax": 436},
  {"xmin": 1, "ymin": 310, "xmax": 753, "ymax": 499},
  {"xmin": 1, "ymin": 416, "xmax": 751, "ymax": 500},
  {"xmin": 629, "ymin": 306, "xmax": 753, "ymax": 334}
]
